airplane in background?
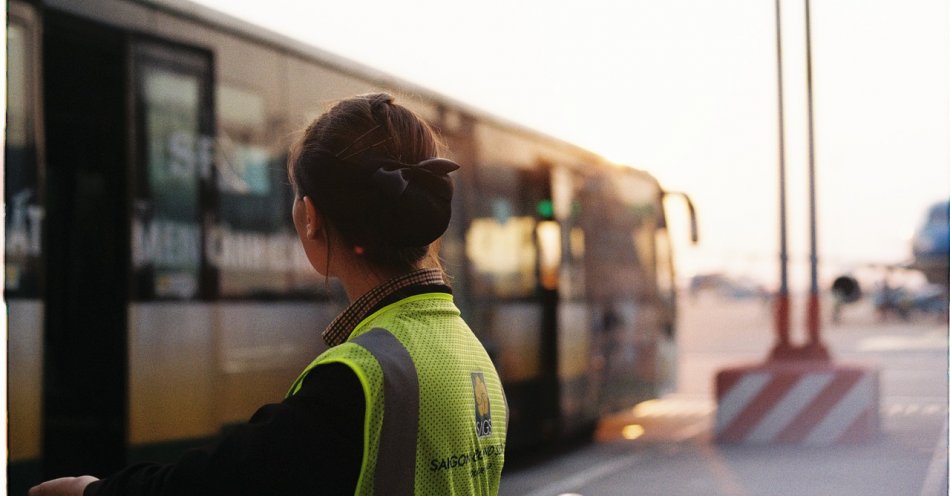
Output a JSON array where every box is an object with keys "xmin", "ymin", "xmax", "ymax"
[
  {"xmin": 824, "ymin": 199, "xmax": 948, "ymax": 322},
  {"xmin": 910, "ymin": 199, "xmax": 949, "ymax": 288}
]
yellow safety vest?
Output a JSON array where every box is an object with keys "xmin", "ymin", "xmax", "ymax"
[{"xmin": 288, "ymin": 293, "xmax": 508, "ymax": 495}]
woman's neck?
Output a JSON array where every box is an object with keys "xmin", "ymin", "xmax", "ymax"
[{"xmin": 338, "ymin": 264, "xmax": 413, "ymax": 303}]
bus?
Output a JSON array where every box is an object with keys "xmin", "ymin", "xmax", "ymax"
[{"xmin": 6, "ymin": 0, "xmax": 697, "ymax": 491}]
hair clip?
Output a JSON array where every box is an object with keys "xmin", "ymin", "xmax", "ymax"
[
  {"xmin": 339, "ymin": 136, "xmax": 393, "ymax": 161},
  {"xmin": 335, "ymin": 124, "xmax": 382, "ymax": 158}
]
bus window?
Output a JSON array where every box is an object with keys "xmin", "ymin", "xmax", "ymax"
[
  {"xmin": 620, "ymin": 173, "xmax": 659, "ymax": 299},
  {"xmin": 5, "ymin": 21, "xmax": 42, "ymax": 298},
  {"xmin": 655, "ymin": 228, "xmax": 675, "ymax": 302},
  {"xmin": 135, "ymin": 66, "xmax": 202, "ymax": 298},
  {"xmin": 465, "ymin": 165, "xmax": 540, "ymax": 298},
  {"xmin": 580, "ymin": 175, "xmax": 650, "ymax": 299},
  {"xmin": 553, "ymin": 168, "xmax": 586, "ymax": 301},
  {"xmin": 212, "ymin": 84, "xmax": 318, "ymax": 298},
  {"xmin": 466, "ymin": 214, "xmax": 537, "ymax": 297},
  {"xmin": 131, "ymin": 44, "xmax": 212, "ymax": 300}
]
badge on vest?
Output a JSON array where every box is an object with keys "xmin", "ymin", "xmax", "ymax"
[{"xmin": 471, "ymin": 372, "xmax": 493, "ymax": 438}]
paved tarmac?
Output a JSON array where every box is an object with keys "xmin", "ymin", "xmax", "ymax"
[
  {"xmin": 500, "ymin": 295, "xmax": 949, "ymax": 496},
  {"xmin": 502, "ymin": 393, "xmax": 947, "ymax": 496}
]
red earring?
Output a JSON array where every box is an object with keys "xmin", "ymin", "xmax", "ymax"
[{"xmin": 354, "ymin": 245, "xmax": 365, "ymax": 255}]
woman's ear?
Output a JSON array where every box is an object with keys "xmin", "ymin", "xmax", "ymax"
[{"xmin": 301, "ymin": 196, "xmax": 321, "ymax": 240}]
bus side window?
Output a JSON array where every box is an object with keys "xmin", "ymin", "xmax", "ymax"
[
  {"xmin": 5, "ymin": 20, "xmax": 42, "ymax": 298},
  {"xmin": 131, "ymin": 45, "xmax": 212, "ymax": 300},
  {"xmin": 212, "ymin": 84, "xmax": 320, "ymax": 299},
  {"xmin": 465, "ymin": 165, "xmax": 540, "ymax": 299}
]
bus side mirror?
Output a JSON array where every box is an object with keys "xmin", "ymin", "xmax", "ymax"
[{"xmin": 663, "ymin": 191, "xmax": 699, "ymax": 244}]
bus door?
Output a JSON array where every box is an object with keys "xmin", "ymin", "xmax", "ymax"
[
  {"xmin": 465, "ymin": 163, "xmax": 558, "ymax": 448},
  {"xmin": 547, "ymin": 167, "xmax": 599, "ymax": 435},
  {"xmin": 581, "ymin": 168, "xmax": 670, "ymax": 412},
  {"xmin": 126, "ymin": 40, "xmax": 217, "ymax": 458},
  {"xmin": 39, "ymin": 13, "xmax": 216, "ymax": 480},
  {"xmin": 41, "ymin": 12, "xmax": 130, "ymax": 479}
]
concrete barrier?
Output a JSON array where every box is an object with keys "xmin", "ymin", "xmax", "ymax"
[{"xmin": 715, "ymin": 361, "xmax": 880, "ymax": 445}]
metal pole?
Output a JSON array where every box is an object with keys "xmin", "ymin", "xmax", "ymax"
[
  {"xmin": 804, "ymin": 0, "xmax": 829, "ymax": 359},
  {"xmin": 770, "ymin": 0, "xmax": 792, "ymax": 360}
]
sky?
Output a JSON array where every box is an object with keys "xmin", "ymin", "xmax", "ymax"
[{"xmin": 192, "ymin": 0, "xmax": 949, "ymax": 290}]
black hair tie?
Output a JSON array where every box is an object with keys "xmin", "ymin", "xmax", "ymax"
[
  {"xmin": 369, "ymin": 158, "xmax": 460, "ymax": 200},
  {"xmin": 374, "ymin": 157, "xmax": 459, "ymax": 247},
  {"xmin": 302, "ymin": 149, "xmax": 459, "ymax": 247}
]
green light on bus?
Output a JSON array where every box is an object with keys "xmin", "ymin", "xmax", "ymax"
[{"xmin": 537, "ymin": 199, "xmax": 554, "ymax": 219}]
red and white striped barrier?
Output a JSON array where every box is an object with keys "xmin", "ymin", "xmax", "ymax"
[{"xmin": 715, "ymin": 362, "xmax": 880, "ymax": 445}]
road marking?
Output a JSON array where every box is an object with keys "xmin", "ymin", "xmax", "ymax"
[
  {"xmin": 520, "ymin": 453, "xmax": 646, "ymax": 496},
  {"xmin": 674, "ymin": 419, "xmax": 711, "ymax": 441},
  {"xmin": 637, "ymin": 397, "xmax": 947, "ymax": 418},
  {"xmin": 633, "ymin": 397, "xmax": 715, "ymax": 418},
  {"xmin": 883, "ymin": 400, "xmax": 948, "ymax": 417},
  {"xmin": 857, "ymin": 332, "xmax": 948, "ymax": 352},
  {"xmin": 919, "ymin": 419, "xmax": 949, "ymax": 496},
  {"xmin": 922, "ymin": 404, "xmax": 942, "ymax": 415}
]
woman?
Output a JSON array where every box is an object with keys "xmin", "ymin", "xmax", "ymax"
[{"xmin": 31, "ymin": 93, "xmax": 508, "ymax": 496}]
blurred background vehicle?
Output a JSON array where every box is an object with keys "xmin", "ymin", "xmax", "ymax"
[{"xmin": 910, "ymin": 199, "xmax": 949, "ymax": 287}]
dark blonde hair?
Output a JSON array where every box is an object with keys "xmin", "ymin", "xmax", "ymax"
[{"xmin": 288, "ymin": 93, "xmax": 456, "ymax": 271}]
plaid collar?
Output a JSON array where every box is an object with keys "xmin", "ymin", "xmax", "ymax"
[{"xmin": 322, "ymin": 268, "xmax": 447, "ymax": 347}]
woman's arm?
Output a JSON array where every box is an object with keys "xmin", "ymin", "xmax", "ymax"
[{"xmin": 32, "ymin": 363, "xmax": 364, "ymax": 496}]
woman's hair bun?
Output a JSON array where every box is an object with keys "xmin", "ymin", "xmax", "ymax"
[{"xmin": 376, "ymin": 159, "xmax": 457, "ymax": 247}]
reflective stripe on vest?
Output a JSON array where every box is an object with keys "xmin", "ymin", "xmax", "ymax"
[{"xmin": 351, "ymin": 328, "xmax": 419, "ymax": 495}]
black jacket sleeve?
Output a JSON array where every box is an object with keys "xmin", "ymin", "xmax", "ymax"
[{"xmin": 83, "ymin": 363, "xmax": 364, "ymax": 496}]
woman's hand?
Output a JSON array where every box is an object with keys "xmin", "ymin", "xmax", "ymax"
[{"xmin": 29, "ymin": 476, "xmax": 99, "ymax": 496}]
